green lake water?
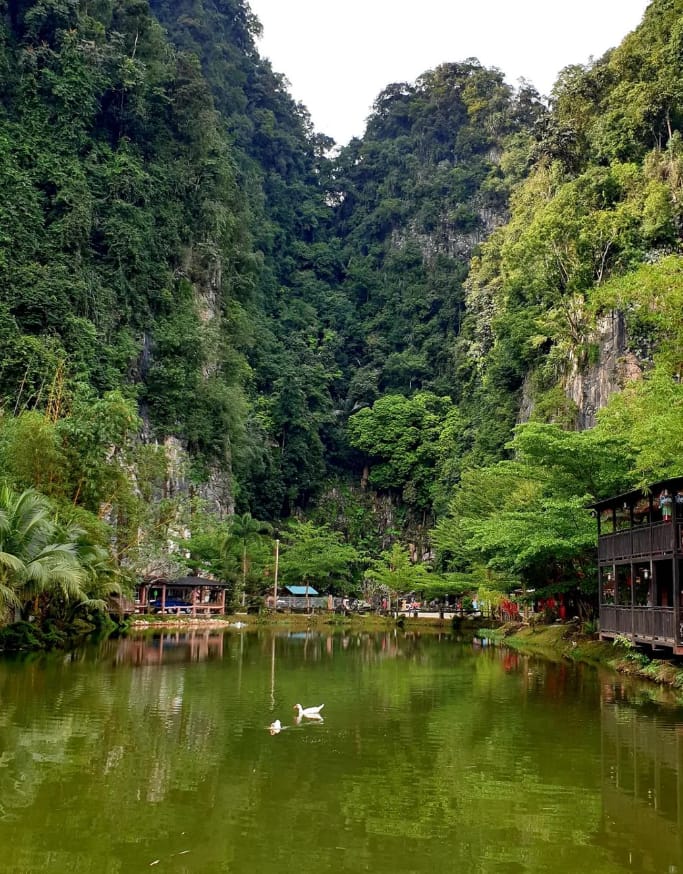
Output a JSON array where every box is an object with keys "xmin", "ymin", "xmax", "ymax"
[{"xmin": 0, "ymin": 629, "xmax": 682, "ymax": 874}]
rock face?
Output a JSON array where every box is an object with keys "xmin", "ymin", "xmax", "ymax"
[
  {"xmin": 128, "ymin": 433, "xmax": 234, "ymax": 520},
  {"xmin": 392, "ymin": 201, "xmax": 509, "ymax": 264},
  {"xmin": 565, "ymin": 311, "xmax": 642, "ymax": 429},
  {"xmin": 517, "ymin": 310, "xmax": 643, "ymax": 429},
  {"xmin": 199, "ymin": 465, "xmax": 235, "ymax": 518},
  {"xmin": 162, "ymin": 436, "xmax": 234, "ymax": 517},
  {"xmin": 135, "ymin": 266, "xmax": 235, "ymax": 518}
]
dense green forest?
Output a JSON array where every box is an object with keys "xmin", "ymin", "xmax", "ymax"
[{"xmin": 1, "ymin": 0, "xmax": 683, "ymax": 635}]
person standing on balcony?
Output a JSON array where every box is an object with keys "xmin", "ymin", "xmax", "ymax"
[{"xmin": 660, "ymin": 490, "xmax": 673, "ymax": 522}]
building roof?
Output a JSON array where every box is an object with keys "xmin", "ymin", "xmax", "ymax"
[
  {"xmin": 144, "ymin": 576, "xmax": 226, "ymax": 589},
  {"xmin": 174, "ymin": 576, "xmax": 226, "ymax": 588},
  {"xmin": 590, "ymin": 476, "xmax": 683, "ymax": 511},
  {"xmin": 284, "ymin": 585, "xmax": 319, "ymax": 596}
]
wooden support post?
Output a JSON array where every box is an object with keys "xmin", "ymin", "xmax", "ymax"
[
  {"xmin": 674, "ymin": 555, "xmax": 680, "ymax": 647},
  {"xmin": 677, "ymin": 730, "xmax": 683, "ymax": 858},
  {"xmin": 630, "ymin": 559, "xmax": 635, "ymax": 642}
]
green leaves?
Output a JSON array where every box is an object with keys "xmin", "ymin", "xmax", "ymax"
[
  {"xmin": 2, "ymin": 0, "xmax": 681, "ymax": 604},
  {"xmin": 366, "ymin": 543, "xmax": 430, "ymax": 601},
  {"xmin": 595, "ymin": 366, "xmax": 683, "ymax": 485},
  {"xmin": 0, "ymin": 485, "xmax": 105, "ymax": 617},
  {"xmin": 348, "ymin": 392, "xmax": 456, "ymax": 512},
  {"xmin": 0, "ymin": 0, "xmax": 264, "ymax": 495},
  {"xmin": 432, "ymin": 422, "xmax": 628, "ymax": 595},
  {"xmin": 220, "ymin": 512, "xmax": 272, "ymax": 604},
  {"xmin": 510, "ymin": 421, "xmax": 635, "ymax": 500},
  {"xmin": 332, "ymin": 60, "xmax": 533, "ymax": 408},
  {"xmin": 279, "ymin": 520, "xmax": 361, "ymax": 593}
]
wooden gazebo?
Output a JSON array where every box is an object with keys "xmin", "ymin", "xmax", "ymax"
[
  {"xmin": 594, "ymin": 476, "xmax": 683, "ymax": 653},
  {"xmin": 135, "ymin": 576, "xmax": 228, "ymax": 616}
]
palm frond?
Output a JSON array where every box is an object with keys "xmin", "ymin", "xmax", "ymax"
[
  {"xmin": 0, "ymin": 581, "xmax": 20, "ymax": 609},
  {"xmin": 0, "ymin": 551, "xmax": 27, "ymax": 576},
  {"xmin": 75, "ymin": 597, "xmax": 108, "ymax": 613}
]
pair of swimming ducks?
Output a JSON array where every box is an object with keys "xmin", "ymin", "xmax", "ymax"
[{"xmin": 269, "ymin": 703, "xmax": 324, "ymax": 734}]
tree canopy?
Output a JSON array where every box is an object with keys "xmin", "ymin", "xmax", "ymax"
[{"xmin": 3, "ymin": 0, "xmax": 683, "ymax": 623}]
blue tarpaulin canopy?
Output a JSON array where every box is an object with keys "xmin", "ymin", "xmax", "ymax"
[{"xmin": 285, "ymin": 585, "xmax": 319, "ymax": 596}]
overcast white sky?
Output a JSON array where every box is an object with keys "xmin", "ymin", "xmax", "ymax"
[{"xmin": 247, "ymin": 0, "xmax": 651, "ymax": 145}]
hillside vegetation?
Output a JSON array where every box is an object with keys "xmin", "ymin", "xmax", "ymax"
[{"xmin": 0, "ymin": 0, "xmax": 682, "ymax": 630}]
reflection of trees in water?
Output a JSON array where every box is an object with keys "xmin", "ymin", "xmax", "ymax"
[
  {"xmin": 596, "ymin": 693, "xmax": 683, "ymax": 870},
  {"xmin": 249, "ymin": 629, "xmax": 442, "ymax": 673},
  {"xmin": 0, "ymin": 630, "xmax": 456, "ymax": 867},
  {"xmin": 334, "ymin": 648, "xmax": 607, "ymax": 872},
  {"xmin": 1, "ymin": 635, "xmax": 682, "ymax": 871},
  {"xmin": 334, "ymin": 649, "xmax": 681, "ymax": 872},
  {"xmin": 0, "ymin": 636, "xmax": 258, "ymax": 863}
]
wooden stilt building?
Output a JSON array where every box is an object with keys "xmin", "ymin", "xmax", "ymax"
[{"xmin": 594, "ymin": 476, "xmax": 683, "ymax": 653}]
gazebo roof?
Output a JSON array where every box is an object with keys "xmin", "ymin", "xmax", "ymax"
[
  {"xmin": 174, "ymin": 576, "xmax": 225, "ymax": 588},
  {"xmin": 144, "ymin": 576, "xmax": 225, "ymax": 589}
]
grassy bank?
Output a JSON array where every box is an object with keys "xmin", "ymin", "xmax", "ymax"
[
  {"xmin": 128, "ymin": 611, "xmax": 471, "ymax": 634},
  {"xmin": 479, "ymin": 622, "xmax": 683, "ymax": 690}
]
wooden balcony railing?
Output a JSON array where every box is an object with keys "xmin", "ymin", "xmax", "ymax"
[
  {"xmin": 600, "ymin": 605, "xmax": 676, "ymax": 643},
  {"xmin": 598, "ymin": 523, "xmax": 680, "ymax": 561}
]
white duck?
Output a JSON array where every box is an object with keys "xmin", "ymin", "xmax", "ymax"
[
  {"xmin": 293, "ymin": 703, "xmax": 324, "ymax": 719},
  {"xmin": 269, "ymin": 719, "xmax": 282, "ymax": 735}
]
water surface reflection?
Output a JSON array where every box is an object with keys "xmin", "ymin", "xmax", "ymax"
[
  {"xmin": 597, "ymin": 678, "xmax": 683, "ymax": 870},
  {"xmin": 0, "ymin": 631, "xmax": 681, "ymax": 873}
]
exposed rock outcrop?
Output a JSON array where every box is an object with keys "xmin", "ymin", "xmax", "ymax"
[{"xmin": 564, "ymin": 311, "xmax": 642, "ymax": 429}]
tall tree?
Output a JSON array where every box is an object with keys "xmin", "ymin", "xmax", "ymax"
[
  {"xmin": 366, "ymin": 543, "xmax": 431, "ymax": 613},
  {"xmin": 221, "ymin": 512, "xmax": 272, "ymax": 606},
  {"xmin": 279, "ymin": 521, "xmax": 361, "ymax": 599}
]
